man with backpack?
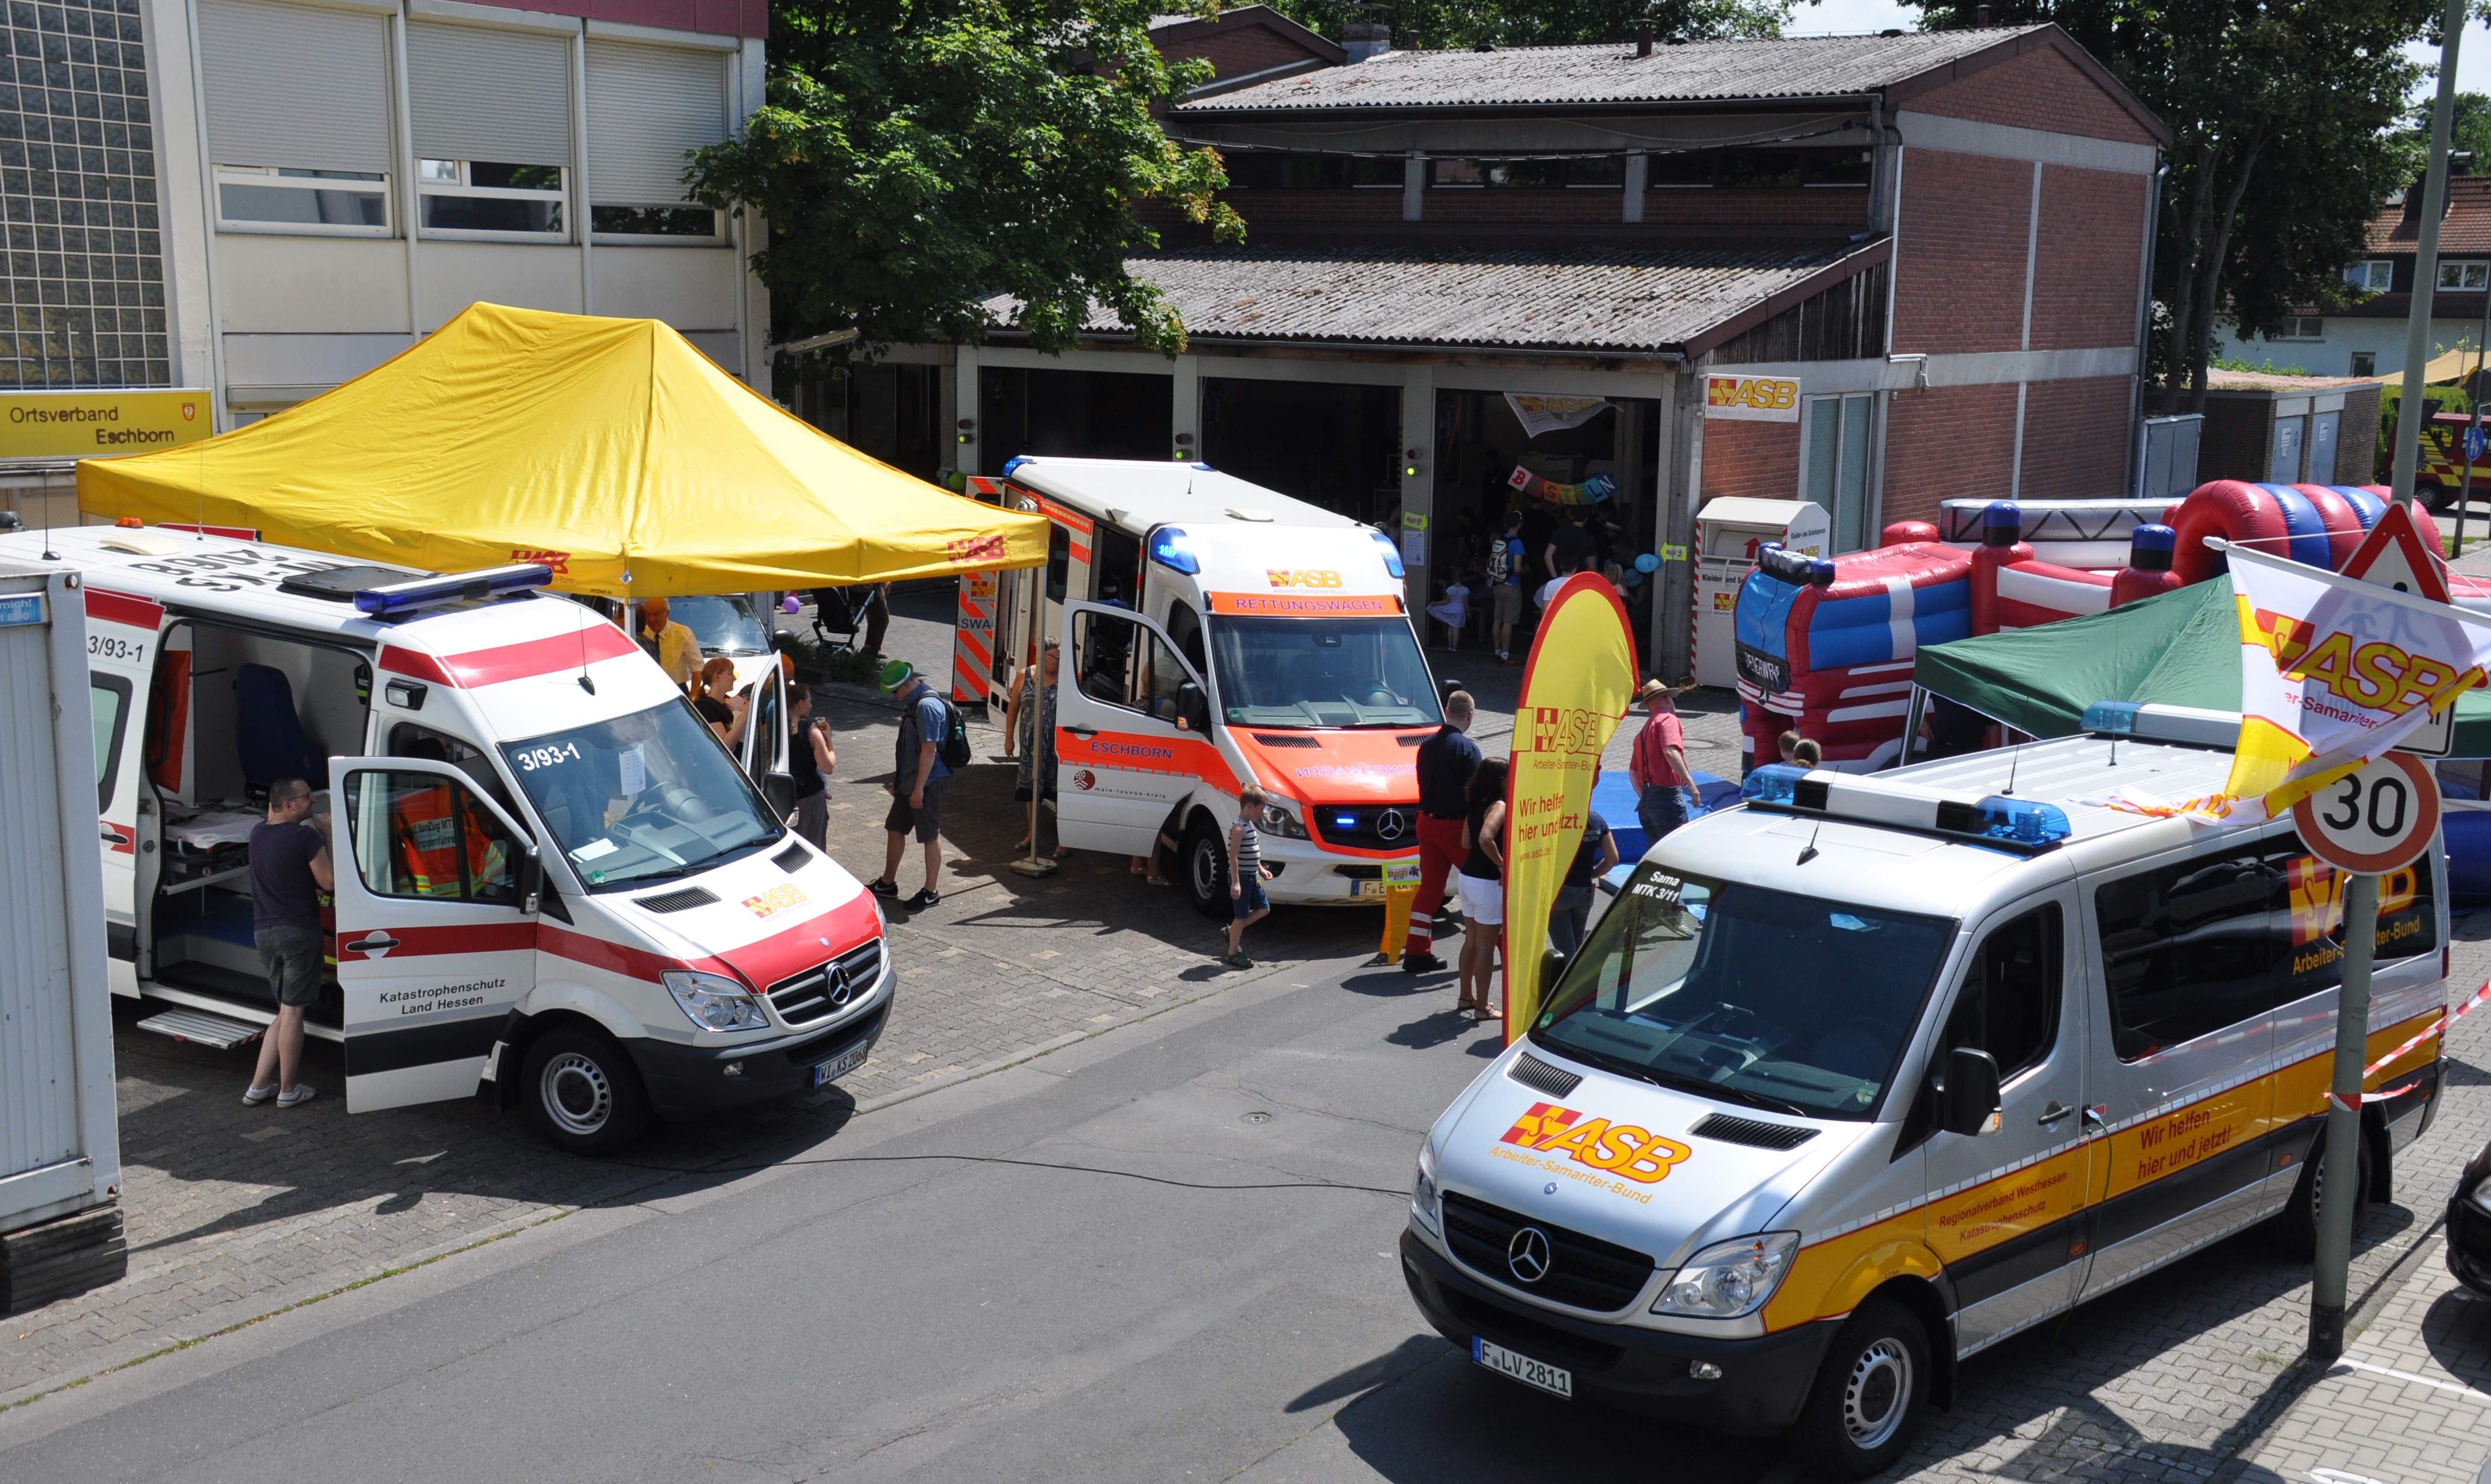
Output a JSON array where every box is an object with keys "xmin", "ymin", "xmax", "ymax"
[
  {"xmin": 1488, "ymin": 510, "xmax": 1528, "ymax": 665},
  {"xmin": 870, "ymin": 659, "xmax": 966, "ymax": 911}
]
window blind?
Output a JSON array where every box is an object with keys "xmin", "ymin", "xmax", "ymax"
[
  {"xmin": 407, "ymin": 20, "xmax": 573, "ymax": 168},
  {"xmin": 197, "ymin": 0, "xmax": 392, "ymax": 174},
  {"xmin": 585, "ymin": 41, "xmax": 727, "ymax": 206}
]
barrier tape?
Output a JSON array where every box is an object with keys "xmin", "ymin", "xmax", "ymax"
[{"xmin": 2322, "ymin": 980, "xmax": 2491, "ymax": 1110}]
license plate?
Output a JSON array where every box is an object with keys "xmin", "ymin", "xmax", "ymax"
[
  {"xmin": 1473, "ymin": 1337, "xmax": 1572, "ymax": 1398},
  {"xmin": 812, "ymin": 1043, "xmax": 869, "ymax": 1087},
  {"xmin": 1355, "ymin": 879, "xmax": 1387, "ymax": 898}
]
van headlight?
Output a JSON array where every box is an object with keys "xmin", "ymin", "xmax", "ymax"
[
  {"xmin": 1651, "ymin": 1232, "xmax": 1799, "ymax": 1318},
  {"xmin": 1260, "ymin": 801, "xmax": 1310, "ymax": 840},
  {"xmin": 1412, "ymin": 1138, "xmax": 1441, "ymax": 1233},
  {"xmin": 662, "ymin": 969, "xmax": 770, "ymax": 1032},
  {"xmin": 2470, "ymin": 1176, "xmax": 2491, "ymax": 1217}
]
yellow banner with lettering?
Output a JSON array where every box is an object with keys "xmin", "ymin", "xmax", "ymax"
[
  {"xmin": 0, "ymin": 390, "xmax": 208, "ymax": 460},
  {"xmin": 1504, "ymin": 573, "xmax": 1639, "ymax": 1042}
]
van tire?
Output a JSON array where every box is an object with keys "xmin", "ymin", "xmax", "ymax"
[
  {"xmin": 1786, "ymin": 1297, "xmax": 1930, "ymax": 1477},
  {"xmin": 1183, "ymin": 815, "xmax": 1230, "ymax": 921},
  {"xmin": 521, "ymin": 1023, "xmax": 652, "ymax": 1156},
  {"xmin": 2271, "ymin": 1123, "xmax": 2373, "ymax": 1259}
]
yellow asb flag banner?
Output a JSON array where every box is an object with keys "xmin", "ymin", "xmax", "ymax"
[
  {"xmin": 1, "ymin": 390, "xmax": 208, "ymax": 459},
  {"xmin": 1504, "ymin": 573, "xmax": 1639, "ymax": 1044},
  {"xmin": 2219, "ymin": 542, "xmax": 2491, "ymax": 818}
]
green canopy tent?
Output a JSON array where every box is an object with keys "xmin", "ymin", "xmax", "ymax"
[{"xmin": 1911, "ymin": 575, "xmax": 2491, "ymax": 756}]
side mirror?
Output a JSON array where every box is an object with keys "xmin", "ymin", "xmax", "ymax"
[
  {"xmin": 1937, "ymin": 1047, "xmax": 2003, "ymax": 1137},
  {"xmin": 762, "ymin": 771, "xmax": 798, "ymax": 817},
  {"xmin": 518, "ymin": 846, "xmax": 543, "ymax": 916},
  {"xmin": 771, "ymin": 629, "xmax": 797, "ymax": 653},
  {"xmin": 1541, "ymin": 948, "xmax": 1571, "ymax": 989},
  {"xmin": 1437, "ymin": 676, "xmax": 1464, "ymax": 707},
  {"xmin": 1178, "ymin": 680, "xmax": 1211, "ymax": 734}
]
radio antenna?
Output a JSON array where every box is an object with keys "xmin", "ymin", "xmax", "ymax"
[
  {"xmin": 1796, "ymin": 821, "xmax": 1821, "ymax": 866},
  {"xmin": 2003, "ymin": 739, "xmax": 2023, "ymax": 796}
]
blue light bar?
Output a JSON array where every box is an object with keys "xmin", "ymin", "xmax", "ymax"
[
  {"xmin": 1954, "ymin": 796, "xmax": 2072, "ymax": 846},
  {"xmin": 1001, "ymin": 455, "xmax": 1036, "ymax": 478},
  {"xmin": 1369, "ymin": 529, "xmax": 1405, "ymax": 579},
  {"xmin": 2082, "ymin": 700, "xmax": 2141, "ymax": 736},
  {"xmin": 353, "ymin": 563, "xmax": 552, "ymax": 616},
  {"xmin": 1334, "ymin": 815, "xmax": 1358, "ymax": 829},
  {"xmin": 1150, "ymin": 527, "xmax": 1200, "ymax": 576},
  {"xmin": 1738, "ymin": 763, "xmax": 1809, "ymax": 806}
]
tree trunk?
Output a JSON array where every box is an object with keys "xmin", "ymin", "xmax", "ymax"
[
  {"xmin": 2162, "ymin": 141, "xmax": 2223, "ymax": 416},
  {"xmin": 2188, "ymin": 134, "xmax": 2269, "ymax": 418}
]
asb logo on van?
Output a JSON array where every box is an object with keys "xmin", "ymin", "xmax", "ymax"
[
  {"xmin": 1493, "ymin": 1101, "xmax": 1693, "ymax": 1191},
  {"xmin": 1265, "ymin": 569, "xmax": 1343, "ymax": 589}
]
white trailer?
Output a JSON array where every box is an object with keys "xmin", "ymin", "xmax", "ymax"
[{"xmin": 0, "ymin": 559, "xmax": 126, "ymax": 1315}]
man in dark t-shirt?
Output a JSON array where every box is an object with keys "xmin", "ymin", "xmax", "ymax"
[
  {"xmin": 1402, "ymin": 690, "xmax": 1482, "ymax": 974},
  {"xmin": 245, "ymin": 776, "xmax": 332, "ymax": 1108},
  {"xmin": 1545, "ymin": 507, "xmax": 1597, "ymax": 583},
  {"xmin": 1551, "ymin": 799, "xmax": 1620, "ymax": 956}
]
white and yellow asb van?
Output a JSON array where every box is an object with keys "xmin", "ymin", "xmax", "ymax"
[{"xmin": 1402, "ymin": 703, "xmax": 2446, "ymax": 1474}]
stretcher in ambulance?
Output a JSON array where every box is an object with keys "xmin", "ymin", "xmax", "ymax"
[
  {"xmin": 11, "ymin": 524, "xmax": 889, "ymax": 1154},
  {"xmin": 1404, "ymin": 703, "xmax": 2445, "ymax": 1473},
  {"xmin": 978, "ymin": 458, "xmax": 1441, "ymax": 916}
]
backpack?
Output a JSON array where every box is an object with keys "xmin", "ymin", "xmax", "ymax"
[
  {"xmin": 935, "ymin": 694, "xmax": 974, "ymax": 771},
  {"xmin": 1485, "ymin": 536, "xmax": 1513, "ymax": 583}
]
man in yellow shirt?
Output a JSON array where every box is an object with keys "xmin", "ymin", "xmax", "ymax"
[{"xmin": 638, "ymin": 596, "xmax": 701, "ymax": 689}]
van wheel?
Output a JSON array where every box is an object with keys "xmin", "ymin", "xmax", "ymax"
[
  {"xmin": 521, "ymin": 1024, "xmax": 652, "ymax": 1156},
  {"xmin": 2271, "ymin": 1124, "xmax": 2372, "ymax": 1258},
  {"xmin": 1787, "ymin": 1298, "xmax": 1930, "ymax": 1478},
  {"xmin": 1184, "ymin": 816, "xmax": 1230, "ymax": 920},
  {"xmin": 2421, "ymin": 482, "xmax": 2454, "ymax": 514}
]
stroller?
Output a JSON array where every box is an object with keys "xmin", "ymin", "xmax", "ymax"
[{"xmin": 808, "ymin": 583, "xmax": 889, "ymax": 658}]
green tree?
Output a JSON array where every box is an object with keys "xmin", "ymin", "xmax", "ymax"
[
  {"xmin": 683, "ymin": 0, "xmax": 1243, "ymax": 361},
  {"xmin": 2436, "ymin": 90, "xmax": 2491, "ymax": 167},
  {"xmin": 1267, "ymin": 0, "xmax": 1789, "ymax": 49},
  {"xmin": 1914, "ymin": 0, "xmax": 2434, "ymax": 413}
]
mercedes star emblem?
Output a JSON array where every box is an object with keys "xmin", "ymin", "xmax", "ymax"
[
  {"xmin": 1376, "ymin": 808, "xmax": 1406, "ymax": 841},
  {"xmin": 1507, "ymin": 1226, "xmax": 1553, "ymax": 1285},
  {"xmin": 1544, "ymin": 1182, "xmax": 1560, "ymax": 1195}
]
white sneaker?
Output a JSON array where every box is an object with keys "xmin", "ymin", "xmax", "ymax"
[
  {"xmin": 242, "ymin": 1083, "xmax": 278, "ymax": 1106},
  {"xmin": 276, "ymin": 1084, "xmax": 317, "ymax": 1108}
]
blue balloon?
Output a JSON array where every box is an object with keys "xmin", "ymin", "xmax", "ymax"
[
  {"xmin": 1621, "ymin": 568, "xmax": 1644, "ymax": 588},
  {"xmin": 1634, "ymin": 552, "xmax": 1661, "ymax": 573}
]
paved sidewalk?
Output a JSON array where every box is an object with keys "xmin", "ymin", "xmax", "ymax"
[{"xmin": 2234, "ymin": 1234, "xmax": 2491, "ymax": 1484}]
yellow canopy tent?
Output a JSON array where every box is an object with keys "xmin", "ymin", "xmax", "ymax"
[{"xmin": 77, "ymin": 303, "xmax": 1045, "ymax": 598}]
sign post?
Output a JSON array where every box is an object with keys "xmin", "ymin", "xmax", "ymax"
[{"xmin": 2294, "ymin": 751, "xmax": 2441, "ymax": 1359}]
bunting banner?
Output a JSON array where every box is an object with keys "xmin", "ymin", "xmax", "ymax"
[
  {"xmin": 1504, "ymin": 573, "xmax": 1640, "ymax": 1043},
  {"xmin": 1507, "ymin": 465, "xmax": 1618, "ymax": 506},
  {"xmin": 2212, "ymin": 541, "xmax": 2491, "ymax": 818},
  {"xmin": 1505, "ymin": 393, "xmax": 1614, "ymax": 439}
]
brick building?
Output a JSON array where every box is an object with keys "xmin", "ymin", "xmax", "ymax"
[{"xmin": 858, "ymin": 13, "xmax": 2166, "ymax": 677}]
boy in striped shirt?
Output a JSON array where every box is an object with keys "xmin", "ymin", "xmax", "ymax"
[{"xmin": 1227, "ymin": 785, "xmax": 1275, "ymax": 969}]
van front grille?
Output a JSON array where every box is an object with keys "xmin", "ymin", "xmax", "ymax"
[
  {"xmin": 767, "ymin": 939, "xmax": 885, "ymax": 1025},
  {"xmin": 1309, "ymin": 804, "xmax": 1418, "ymax": 852},
  {"xmin": 1440, "ymin": 1191, "xmax": 1654, "ymax": 1314}
]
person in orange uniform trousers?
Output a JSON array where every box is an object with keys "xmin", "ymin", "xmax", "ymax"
[{"xmin": 1401, "ymin": 690, "xmax": 1480, "ymax": 975}]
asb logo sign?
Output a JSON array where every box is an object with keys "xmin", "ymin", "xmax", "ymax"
[
  {"xmin": 1525, "ymin": 706, "xmax": 1609, "ymax": 756},
  {"xmin": 509, "ymin": 548, "xmax": 571, "ymax": 576},
  {"xmin": 1494, "ymin": 1101, "xmax": 1691, "ymax": 1186},
  {"xmin": 1703, "ymin": 374, "xmax": 1800, "ymax": 423},
  {"xmin": 1265, "ymin": 570, "xmax": 1343, "ymax": 589},
  {"xmin": 1071, "ymin": 768, "xmax": 1096, "ymax": 792}
]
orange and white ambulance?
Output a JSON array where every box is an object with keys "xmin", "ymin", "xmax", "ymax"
[
  {"xmin": 5, "ymin": 523, "xmax": 889, "ymax": 1153},
  {"xmin": 975, "ymin": 458, "xmax": 1442, "ymax": 916}
]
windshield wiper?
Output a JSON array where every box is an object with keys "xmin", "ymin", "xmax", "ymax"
[{"xmin": 1538, "ymin": 1031, "xmax": 1819, "ymax": 1119}]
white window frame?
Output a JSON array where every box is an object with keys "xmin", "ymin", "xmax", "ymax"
[
  {"xmin": 213, "ymin": 164, "xmax": 393, "ymax": 237},
  {"xmin": 2275, "ymin": 316, "xmax": 2324, "ymax": 342},
  {"xmin": 2439, "ymin": 260, "xmax": 2489, "ymax": 291},
  {"xmin": 416, "ymin": 158, "xmax": 569, "ymax": 243},
  {"xmin": 588, "ymin": 202, "xmax": 727, "ymax": 247},
  {"xmin": 2344, "ymin": 259, "xmax": 2392, "ymax": 293},
  {"xmin": 1800, "ymin": 392, "xmax": 1878, "ymax": 553}
]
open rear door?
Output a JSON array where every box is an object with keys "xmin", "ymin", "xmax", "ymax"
[
  {"xmin": 1054, "ymin": 601, "xmax": 1221, "ymax": 856},
  {"xmin": 329, "ymin": 757, "xmax": 540, "ymax": 1112}
]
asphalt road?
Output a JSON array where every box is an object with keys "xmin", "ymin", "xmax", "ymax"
[{"xmin": 0, "ymin": 943, "xmax": 1789, "ymax": 1484}]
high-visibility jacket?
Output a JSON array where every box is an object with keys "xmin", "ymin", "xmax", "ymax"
[{"xmin": 391, "ymin": 783, "xmax": 504, "ymax": 899}]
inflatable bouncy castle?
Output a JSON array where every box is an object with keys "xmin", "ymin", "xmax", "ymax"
[{"xmin": 1731, "ymin": 481, "xmax": 2491, "ymax": 773}]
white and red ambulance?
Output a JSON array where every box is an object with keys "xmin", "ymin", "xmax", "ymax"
[
  {"xmin": 974, "ymin": 458, "xmax": 1443, "ymax": 914},
  {"xmin": 4, "ymin": 523, "xmax": 889, "ymax": 1153}
]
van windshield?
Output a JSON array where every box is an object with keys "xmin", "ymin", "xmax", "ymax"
[
  {"xmin": 1207, "ymin": 616, "xmax": 1440, "ymax": 729},
  {"xmin": 1532, "ymin": 866, "xmax": 1955, "ymax": 1122},
  {"xmin": 668, "ymin": 594, "xmax": 771, "ymax": 655},
  {"xmin": 499, "ymin": 701, "xmax": 780, "ymax": 890}
]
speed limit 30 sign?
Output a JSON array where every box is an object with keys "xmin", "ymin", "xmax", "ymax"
[{"xmin": 2290, "ymin": 753, "xmax": 2442, "ymax": 874}]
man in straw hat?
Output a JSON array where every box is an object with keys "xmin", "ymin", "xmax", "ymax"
[{"xmin": 1628, "ymin": 679, "xmax": 1697, "ymax": 843}]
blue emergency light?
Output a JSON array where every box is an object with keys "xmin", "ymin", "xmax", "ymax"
[
  {"xmin": 1334, "ymin": 814, "xmax": 1358, "ymax": 830},
  {"xmin": 1150, "ymin": 527, "xmax": 1200, "ymax": 576},
  {"xmin": 1369, "ymin": 529, "xmax": 1405, "ymax": 579},
  {"xmin": 352, "ymin": 563, "xmax": 552, "ymax": 616},
  {"xmin": 2080, "ymin": 700, "xmax": 2239, "ymax": 748},
  {"xmin": 1738, "ymin": 762, "xmax": 2071, "ymax": 851},
  {"xmin": 1002, "ymin": 455, "xmax": 1036, "ymax": 478}
]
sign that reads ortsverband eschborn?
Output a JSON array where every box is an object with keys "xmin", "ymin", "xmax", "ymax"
[{"xmin": 0, "ymin": 390, "xmax": 211, "ymax": 460}]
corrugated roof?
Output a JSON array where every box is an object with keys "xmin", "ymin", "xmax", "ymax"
[
  {"xmin": 1172, "ymin": 28, "xmax": 2032, "ymax": 113},
  {"xmin": 977, "ymin": 239, "xmax": 1870, "ymax": 354}
]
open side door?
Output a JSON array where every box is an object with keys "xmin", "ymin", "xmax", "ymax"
[
  {"xmin": 84, "ymin": 587, "xmax": 161, "ymax": 980},
  {"xmin": 1054, "ymin": 600, "xmax": 1219, "ymax": 857},
  {"xmin": 329, "ymin": 756, "xmax": 541, "ymax": 1113}
]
